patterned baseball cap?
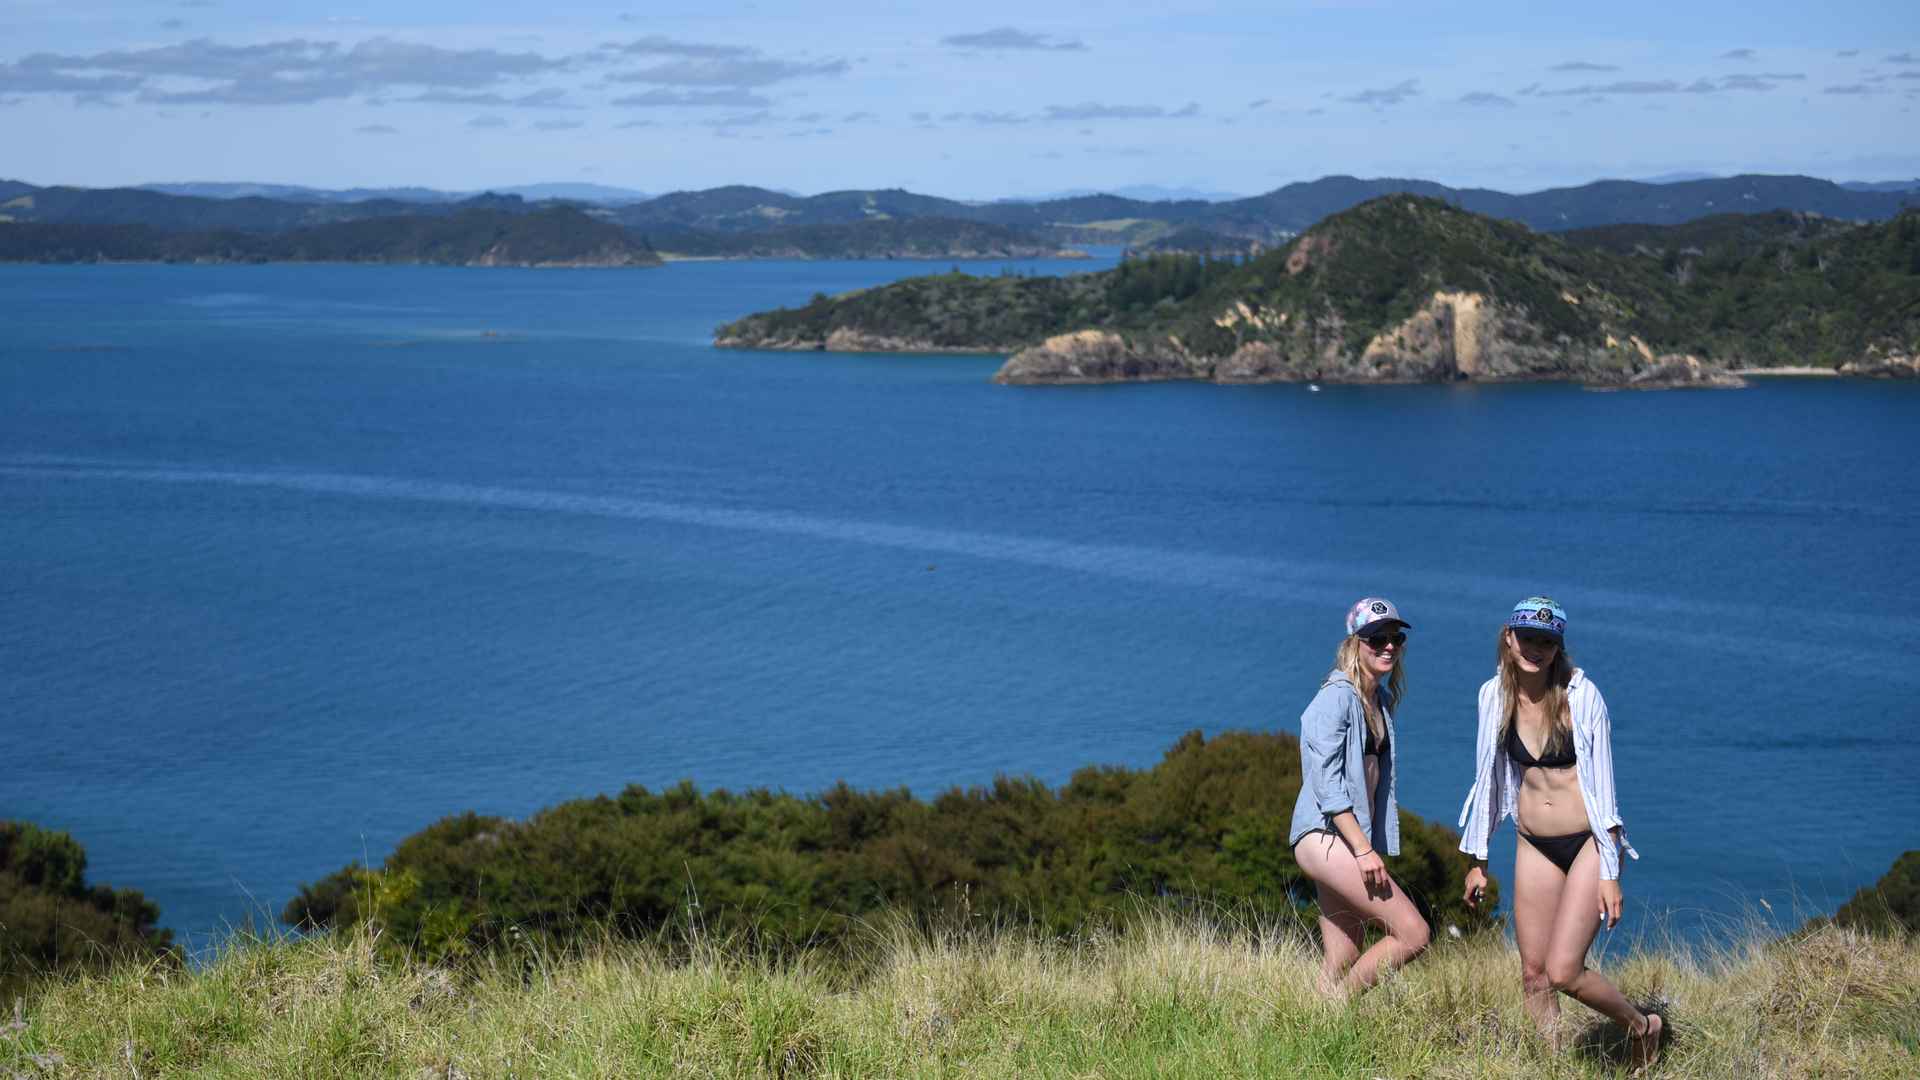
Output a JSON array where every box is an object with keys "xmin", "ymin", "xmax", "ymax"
[
  {"xmin": 1346, "ymin": 597, "xmax": 1411, "ymax": 637},
  {"xmin": 1506, "ymin": 596, "xmax": 1568, "ymax": 638}
]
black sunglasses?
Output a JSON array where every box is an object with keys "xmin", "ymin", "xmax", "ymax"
[
  {"xmin": 1361, "ymin": 631, "xmax": 1406, "ymax": 650},
  {"xmin": 1513, "ymin": 630, "xmax": 1561, "ymax": 648}
]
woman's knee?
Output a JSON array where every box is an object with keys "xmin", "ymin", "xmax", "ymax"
[
  {"xmin": 1521, "ymin": 966, "xmax": 1554, "ymax": 995},
  {"xmin": 1397, "ymin": 918, "xmax": 1431, "ymax": 956},
  {"xmin": 1545, "ymin": 957, "xmax": 1586, "ymax": 990}
]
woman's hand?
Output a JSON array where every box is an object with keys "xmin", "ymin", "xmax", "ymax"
[
  {"xmin": 1463, "ymin": 865, "xmax": 1489, "ymax": 909},
  {"xmin": 1599, "ymin": 878, "xmax": 1623, "ymax": 928},
  {"xmin": 1355, "ymin": 848, "xmax": 1390, "ymax": 895}
]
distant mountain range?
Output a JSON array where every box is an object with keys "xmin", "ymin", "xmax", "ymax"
[
  {"xmin": 4, "ymin": 173, "xmax": 1917, "ymax": 261},
  {"xmin": 134, "ymin": 181, "xmax": 656, "ymax": 205},
  {"xmin": 999, "ymin": 185, "xmax": 1249, "ymax": 204},
  {"xmin": 1841, "ymin": 179, "xmax": 1920, "ymax": 194},
  {"xmin": 91, "ymin": 176, "xmax": 1920, "ymax": 206}
]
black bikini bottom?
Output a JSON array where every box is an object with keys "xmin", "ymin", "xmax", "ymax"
[{"xmin": 1520, "ymin": 830, "xmax": 1592, "ymax": 874}]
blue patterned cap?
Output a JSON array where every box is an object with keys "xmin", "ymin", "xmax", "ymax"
[{"xmin": 1506, "ymin": 596, "xmax": 1568, "ymax": 637}]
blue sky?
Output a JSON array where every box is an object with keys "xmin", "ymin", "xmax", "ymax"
[{"xmin": 3, "ymin": 1, "xmax": 1916, "ymax": 198}]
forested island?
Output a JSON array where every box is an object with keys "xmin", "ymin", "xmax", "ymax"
[
  {"xmin": 716, "ymin": 197, "xmax": 1920, "ymax": 386},
  {"xmin": 0, "ymin": 206, "xmax": 662, "ymax": 268}
]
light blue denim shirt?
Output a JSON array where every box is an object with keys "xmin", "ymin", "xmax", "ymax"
[{"xmin": 1288, "ymin": 671, "xmax": 1401, "ymax": 856}]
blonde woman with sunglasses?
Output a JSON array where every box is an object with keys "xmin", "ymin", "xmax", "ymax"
[
  {"xmin": 1458, "ymin": 597, "xmax": 1663, "ymax": 1070},
  {"xmin": 1288, "ymin": 597, "xmax": 1431, "ymax": 996}
]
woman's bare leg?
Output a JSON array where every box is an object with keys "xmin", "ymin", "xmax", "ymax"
[
  {"xmin": 1511, "ymin": 837, "xmax": 1568, "ymax": 1040},
  {"xmin": 1293, "ymin": 833, "xmax": 1431, "ymax": 994},
  {"xmin": 1543, "ymin": 842, "xmax": 1654, "ymax": 1041},
  {"xmin": 1312, "ymin": 882, "xmax": 1366, "ymax": 996}
]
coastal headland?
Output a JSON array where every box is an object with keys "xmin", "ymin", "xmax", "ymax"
[{"xmin": 715, "ymin": 197, "xmax": 1920, "ymax": 388}]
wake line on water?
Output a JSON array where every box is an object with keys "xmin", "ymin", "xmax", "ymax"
[
  {"xmin": 7, "ymin": 456, "xmax": 1915, "ymax": 682},
  {"xmin": 0, "ymin": 458, "xmax": 1345, "ymax": 600}
]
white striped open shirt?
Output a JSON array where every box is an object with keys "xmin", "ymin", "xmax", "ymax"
[{"xmin": 1456, "ymin": 667, "xmax": 1639, "ymax": 880}]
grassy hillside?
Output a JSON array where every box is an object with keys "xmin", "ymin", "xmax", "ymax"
[{"xmin": 3, "ymin": 915, "xmax": 1914, "ymax": 1077}]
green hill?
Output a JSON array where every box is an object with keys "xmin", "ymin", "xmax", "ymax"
[
  {"xmin": 0, "ymin": 206, "xmax": 662, "ymax": 267},
  {"xmin": 717, "ymin": 197, "xmax": 1920, "ymax": 385},
  {"xmin": 639, "ymin": 217, "xmax": 1076, "ymax": 260}
]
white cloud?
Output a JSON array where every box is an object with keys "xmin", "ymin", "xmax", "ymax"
[
  {"xmin": 1340, "ymin": 79, "xmax": 1418, "ymax": 106},
  {"xmin": 608, "ymin": 56, "xmax": 847, "ymax": 87},
  {"xmin": 0, "ymin": 37, "xmax": 568, "ymax": 105},
  {"xmin": 610, "ymin": 88, "xmax": 772, "ymax": 107},
  {"xmin": 408, "ymin": 88, "xmax": 579, "ymax": 109},
  {"xmin": 1041, "ymin": 101, "xmax": 1198, "ymax": 121},
  {"xmin": 603, "ymin": 35, "xmax": 756, "ymax": 60},
  {"xmin": 940, "ymin": 28, "xmax": 1086, "ymax": 52}
]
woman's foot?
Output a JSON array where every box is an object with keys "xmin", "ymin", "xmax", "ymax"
[{"xmin": 1628, "ymin": 1011, "xmax": 1663, "ymax": 1073}]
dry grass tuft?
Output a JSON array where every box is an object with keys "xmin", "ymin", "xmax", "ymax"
[{"xmin": 0, "ymin": 914, "xmax": 1912, "ymax": 1077}]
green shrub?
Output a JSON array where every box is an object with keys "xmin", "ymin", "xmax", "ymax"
[
  {"xmin": 286, "ymin": 730, "xmax": 1494, "ymax": 963},
  {"xmin": 1831, "ymin": 850, "xmax": 1920, "ymax": 937},
  {"xmin": 0, "ymin": 821, "xmax": 178, "ymax": 991}
]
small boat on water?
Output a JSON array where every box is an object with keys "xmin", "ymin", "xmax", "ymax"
[{"xmin": 1308, "ymin": 383, "xmax": 1321, "ymax": 392}]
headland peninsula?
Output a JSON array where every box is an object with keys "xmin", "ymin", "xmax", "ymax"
[{"xmin": 715, "ymin": 197, "xmax": 1920, "ymax": 388}]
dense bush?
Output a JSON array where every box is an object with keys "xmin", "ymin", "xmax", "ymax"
[
  {"xmin": 0, "ymin": 822, "xmax": 177, "ymax": 991},
  {"xmin": 285, "ymin": 730, "xmax": 1494, "ymax": 962},
  {"xmin": 1829, "ymin": 850, "xmax": 1920, "ymax": 937}
]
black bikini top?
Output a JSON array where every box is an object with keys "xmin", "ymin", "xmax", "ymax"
[
  {"xmin": 1365, "ymin": 723, "xmax": 1389, "ymax": 757},
  {"xmin": 1505, "ymin": 723, "xmax": 1576, "ymax": 769}
]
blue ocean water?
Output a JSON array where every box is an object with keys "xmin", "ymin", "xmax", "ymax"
[{"xmin": 2, "ymin": 258, "xmax": 1916, "ymax": 953}]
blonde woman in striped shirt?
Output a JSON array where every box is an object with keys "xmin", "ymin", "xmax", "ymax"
[{"xmin": 1458, "ymin": 598, "xmax": 1663, "ymax": 1070}]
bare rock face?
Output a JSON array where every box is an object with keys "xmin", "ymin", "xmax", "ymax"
[
  {"xmin": 1608, "ymin": 353, "xmax": 1750, "ymax": 390},
  {"xmin": 1284, "ymin": 233, "xmax": 1337, "ymax": 276},
  {"xmin": 1214, "ymin": 341, "xmax": 1305, "ymax": 383},
  {"xmin": 714, "ymin": 328, "xmax": 1001, "ymax": 353},
  {"xmin": 1354, "ymin": 294, "xmax": 1465, "ymax": 381},
  {"xmin": 823, "ymin": 328, "xmax": 1003, "ymax": 353},
  {"xmin": 994, "ymin": 330, "xmax": 1205, "ymax": 385},
  {"xmin": 1838, "ymin": 353, "xmax": 1920, "ymax": 378},
  {"xmin": 989, "ymin": 291, "xmax": 1748, "ymax": 388},
  {"xmin": 1244, "ymin": 291, "xmax": 1609, "ymax": 384}
]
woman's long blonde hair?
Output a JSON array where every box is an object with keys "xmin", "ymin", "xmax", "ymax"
[
  {"xmin": 1496, "ymin": 628, "xmax": 1574, "ymax": 758},
  {"xmin": 1333, "ymin": 634, "xmax": 1405, "ymax": 744}
]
